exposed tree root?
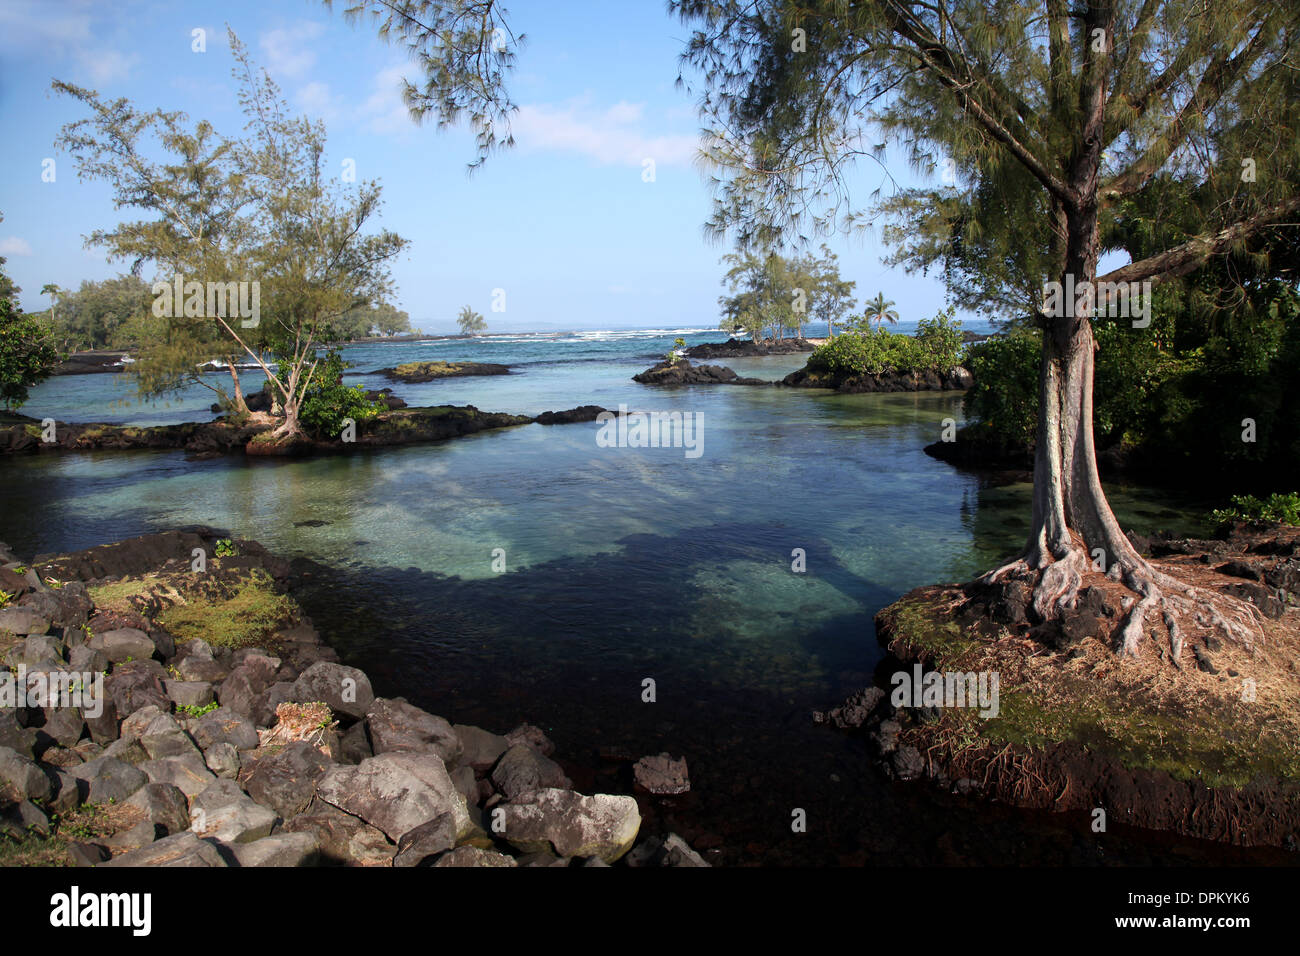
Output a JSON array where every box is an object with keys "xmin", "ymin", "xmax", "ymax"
[{"xmin": 977, "ymin": 542, "xmax": 1265, "ymax": 660}]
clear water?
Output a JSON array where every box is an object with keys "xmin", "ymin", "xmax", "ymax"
[{"xmin": 4, "ymin": 325, "xmax": 1247, "ymax": 865}]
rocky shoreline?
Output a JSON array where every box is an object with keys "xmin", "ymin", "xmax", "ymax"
[
  {"xmin": 632, "ymin": 357, "xmax": 974, "ymax": 393},
  {"xmin": 815, "ymin": 523, "xmax": 1300, "ymax": 850},
  {"xmin": 0, "ymin": 404, "xmax": 609, "ymax": 458},
  {"xmin": 0, "ymin": 531, "xmax": 707, "ymax": 867}
]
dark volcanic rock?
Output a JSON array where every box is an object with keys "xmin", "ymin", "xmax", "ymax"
[
  {"xmin": 241, "ymin": 740, "xmax": 334, "ymax": 818},
  {"xmin": 633, "ymin": 359, "xmax": 769, "ymax": 386},
  {"xmin": 784, "ymin": 365, "xmax": 973, "ymax": 392},
  {"xmin": 813, "ymin": 687, "xmax": 887, "ymax": 730},
  {"xmin": 682, "ymin": 338, "xmax": 814, "ymax": 359},
  {"xmin": 366, "ymin": 698, "xmax": 462, "ymax": 763},
  {"xmin": 490, "ymin": 743, "xmax": 572, "ymax": 798},
  {"xmin": 378, "ymin": 361, "xmax": 510, "ymax": 383},
  {"xmin": 534, "ymin": 405, "xmax": 609, "ymax": 425}
]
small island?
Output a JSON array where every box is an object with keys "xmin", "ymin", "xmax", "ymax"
[{"xmin": 378, "ymin": 361, "xmax": 511, "ymax": 383}]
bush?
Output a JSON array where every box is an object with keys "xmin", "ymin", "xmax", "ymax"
[
  {"xmin": 964, "ymin": 332, "xmax": 1040, "ymax": 448},
  {"xmin": 809, "ymin": 307, "xmax": 964, "ymax": 376},
  {"xmin": 914, "ymin": 306, "xmax": 964, "ymax": 369},
  {"xmin": 1210, "ymin": 492, "xmax": 1300, "ymax": 527},
  {"xmin": 278, "ymin": 349, "xmax": 384, "ymax": 440}
]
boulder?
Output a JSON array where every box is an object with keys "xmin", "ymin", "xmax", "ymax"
[
  {"xmin": 0, "ymin": 745, "xmax": 53, "ymax": 802},
  {"xmin": 366, "ymin": 697, "xmax": 462, "ymax": 764},
  {"xmin": 21, "ymin": 634, "xmax": 64, "ymax": 663},
  {"xmin": 491, "ymin": 743, "xmax": 572, "ymax": 799},
  {"xmin": 292, "ymin": 662, "xmax": 374, "ymax": 720},
  {"xmin": 314, "ymin": 751, "xmax": 470, "ymax": 843},
  {"xmin": 0, "ymin": 607, "xmax": 50, "ymax": 636},
  {"xmin": 0, "ymin": 712, "xmax": 38, "ymax": 759},
  {"xmin": 661, "ymin": 833, "xmax": 710, "ymax": 867},
  {"xmin": 140, "ymin": 713, "xmax": 201, "ymax": 760},
  {"xmin": 392, "ymin": 813, "xmax": 458, "ymax": 867},
  {"xmin": 164, "ymin": 680, "xmax": 214, "ymax": 710},
  {"xmin": 175, "ymin": 656, "xmax": 231, "ymax": 683},
  {"xmin": 125, "ymin": 782, "xmax": 192, "ymax": 835},
  {"xmin": 498, "ymin": 788, "xmax": 640, "ymax": 863},
  {"xmin": 88, "ymin": 628, "xmax": 156, "ymax": 663},
  {"xmin": 241, "ymin": 740, "xmax": 333, "ymax": 818},
  {"xmin": 0, "ymin": 799, "xmax": 50, "ymax": 837},
  {"xmin": 190, "ymin": 779, "xmax": 277, "ymax": 844},
  {"xmin": 282, "ymin": 800, "xmax": 396, "ymax": 866},
  {"xmin": 454, "ymin": 724, "xmax": 509, "ymax": 772},
  {"xmin": 505, "ymin": 723, "xmax": 556, "ymax": 757},
  {"xmin": 39, "ymin": 706, "xmax": 86, "ymax": 750},
  {"xmin": 191, "ymin": 707, "xmax": 260, "ymax": 751},
  {"xmin": 105, "ymin": 661, "xmax": 170, "ymax": 717},
  {"xmin": 17, "ymin": 582, "xmax": 92, "ymax": 628},
  {"xmin": 217, "ymin": 660, "xmax": 278, "ymax": 721},
  {"xmin": 229, "ymin": 832, "xmax": 320, "ymax": 867},
  {"xmin": 102, "ymin": 830, "xmax": 227, "ymax": 867},
  {"xmin": 69, "ymin": 756, "xmax": 147, "ymax": 804},
  {"xmin": 204, "ymin": 742, "xmax": 240, "ymax": 779},
  {"xmin": 68, "ymin": 644, "xmax": 108, "ymax": 675},
  {"xmin": 632, "ymin": 753, "xmax": 690, "ymax": 795},
  {"xmin": 432, "ymin": 846, "xmax": 517, "ymax": 867},
  {"xmin": 139, "ymin": 753, "xmax": 217, "ymax": 798}
]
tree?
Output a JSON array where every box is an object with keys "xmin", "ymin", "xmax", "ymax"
[
  {"xmin": 326, "ymin": 0, "xmax": 523, "ymax": 170},
  {"xmin": 456, "ymin": 306, "xmax": 487, "ymax": 335},
  {"xmin": 53, "ymin": 71, "xmax": 263, "ymax": 414},
  {"xmin": 0, "ymin": 264, "xmax": 59, "ymax": 411},
  {"xmin": 54, "ymin": 31, "xmax": 408, "ymax": 440},
  {"xmin": 675, "ymin": 0, "xmax": 1300, "ymax": 653},
  {"xmin": 805, "ymin": 244, "xmax": 856, "ymax": 337},
  {"xmin": 863, "ymin": 292, "xmax": 899, "ymax": 330},
  {"xmin": 40, "ymin": 284, "xmax": 63, "ymax": 332}
]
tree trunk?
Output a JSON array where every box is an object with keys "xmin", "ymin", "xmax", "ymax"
[
  {"xmin": 226, "ymin": 358, "xmax": 251, "ymax": 417},
  {"xmin": 995, "ymin": 197, "xmax": 1260, "ymax": 654}
]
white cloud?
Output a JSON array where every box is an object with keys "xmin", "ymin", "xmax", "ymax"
[
  {"xmin": 0, "ymin": 237, "xmax": 33, "ymax": 257},
  {"xmin": 296, "ymin": 81, "xmax": 341, "ymax": 122},
  {"xmin": 512, "ymin": 99, "xmax": 698, "ymax": 167},
  {"xmin": 260, "ymin": 22, "xmax": 326, "ymax": 80},
  {"xmin": 358, "ymin": 66, "xmax": 414, "ymax": 136},
  {"xmin": 78, "ymin": 48, "xmax": 139, "ymax": 84},
  {"xmin": 0, "ymin": 0, "xmax": 136, "ymax": 83}
]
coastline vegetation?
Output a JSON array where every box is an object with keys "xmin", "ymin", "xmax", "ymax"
[{"xmin": 806, "ymin": 308, "xmax": 964, "ymax": 376}]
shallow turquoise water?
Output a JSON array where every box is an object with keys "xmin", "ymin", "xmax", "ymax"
[{"xmin": 0, "ymin": 327, "xmax": 1231, "ymax": 864}]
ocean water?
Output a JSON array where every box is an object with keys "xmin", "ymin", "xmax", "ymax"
[{"xmin": 3, "ymin": 324, "xmax": 1246, "ymax": 865}]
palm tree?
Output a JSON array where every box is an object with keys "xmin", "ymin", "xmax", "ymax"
[
  {"xmin": 865, "ymin": 293, "xmax": 898, "ymax": 329},
  {"xmin": 40, "ymin": 283, "xmax": 62, "ymax": 324}
]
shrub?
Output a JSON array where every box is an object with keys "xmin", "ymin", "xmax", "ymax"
[
  {"xmin": 914, "ymin": 306, "xmax": 964, "ymax": 369},
  {"xmin": 278, "ymin": 349, "xmax": 384, "ymax": 440},
  {"xmin": 1210, "ymin": 492, "xmax": 1300, "ymax": 527},
  {"xmin": 964, "ymin": 331, "xmax": 1040, "ymax": 448},
  {"xmin": 808, "ymin": 308, "xmax": 963, "ymax": 376}
]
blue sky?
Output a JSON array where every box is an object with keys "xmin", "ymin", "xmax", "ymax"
[{"xmin": 0, "ymin": 0, "xmax": 959, "ymax": 333}]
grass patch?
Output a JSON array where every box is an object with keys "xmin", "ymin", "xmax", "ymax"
[
  {"xmin": 88, "ymin": 576, "xmax": 155, "ymax": 609},
  {"xmin": 156, "ymin": 568, "xmax": 295, "ymax": 649},
  {"xmin": 0, "ymin": 804, "xmax": 117, "ymax": 868},
  {"xmin": 879, "ymin": 591, "xmax": 979, "ymax": 662},
  {"xmin": 883, "ymin": 585, "xmax": 1300, "ymax": 790}
]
